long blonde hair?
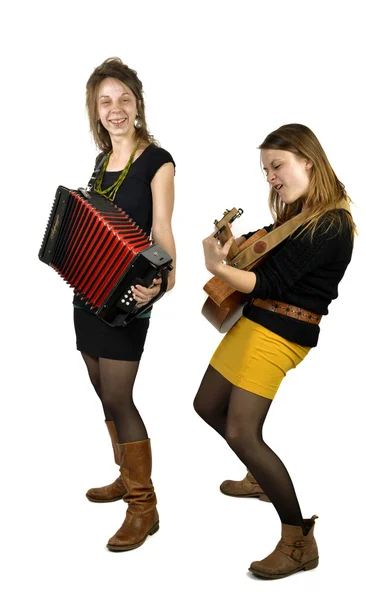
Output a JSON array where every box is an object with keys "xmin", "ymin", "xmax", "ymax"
[
  {"xmin": 258, "ymin": 124, "xmax": 356, "ymax": 239},
  {"xmin": 86, "ymin": 57, "xmax": 158, "ymax": 152}
]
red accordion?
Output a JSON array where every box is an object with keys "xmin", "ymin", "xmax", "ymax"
[{"xmin": 39, "ymin": 186, "xmax": 172, "ymax": 326}]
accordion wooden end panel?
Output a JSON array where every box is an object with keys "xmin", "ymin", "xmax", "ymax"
[{"xmin": 39, "ymin": 186, "xmax": 172, "ymax": 326}]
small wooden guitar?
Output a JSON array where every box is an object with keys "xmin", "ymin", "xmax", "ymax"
[
  {"xmin": 201, "ymin": 207, "xmax": 268, "ymax": 333},
  {"xmin": 202, "ymin": 199, "xmax": 352, "ymax": 333}
]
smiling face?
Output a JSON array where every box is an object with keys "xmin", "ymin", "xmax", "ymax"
[
  {"xmin": 261, "ymin": 149, "xmax": 313, "ymax": 205},
  {"xmin": 97, "ymin": 77, "xmax": 139, "ymax": 141}
]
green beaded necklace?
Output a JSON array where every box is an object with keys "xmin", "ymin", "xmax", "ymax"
[{"xmin": 94, "ymin": 141, "xmax": 141, "ymax": 202}]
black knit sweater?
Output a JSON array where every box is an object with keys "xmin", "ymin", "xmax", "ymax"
[{"xmin": 242, "ymin": 209, "xmax": 354, "ymax": 347}]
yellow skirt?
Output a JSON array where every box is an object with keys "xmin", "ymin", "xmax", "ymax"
[{"xmin": 210, "ymin": 317, "xmax": 310, "ymax": 400}]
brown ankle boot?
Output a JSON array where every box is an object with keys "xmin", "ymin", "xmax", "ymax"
[
  {"xmin": 249, "ymin": 515, "xmax": 319, "ymax": 579},
  {"xmin": 86, "ymin": 421, "xmax": 127, "ymax": 503},
  {"xmin": 107, "ymin": 439, "xmax": 159, "ymax": 552},
  {"xmin": 220, "ymin": 471, "xmax": 271, "ymax": 502}
]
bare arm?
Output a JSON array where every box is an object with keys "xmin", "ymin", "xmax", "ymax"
[
  {"xmin": 132, "ymin": 162, "xmax": 176, "ymax": 305},
  {"xmin": 151, "ymin": 162, "xmax": 176, "ymax": 292},
  {"xmin": 213, "ymin": 263, "xmax": 256, "ymax": 294}
]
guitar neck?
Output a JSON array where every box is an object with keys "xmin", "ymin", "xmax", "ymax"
[
  {"xmin": 214, "ymin": 207, "xmax": 244, "ymax": 262},
  {"xmin": 217, "ymin": 227, "xmax": 241, "ymax": 261}
]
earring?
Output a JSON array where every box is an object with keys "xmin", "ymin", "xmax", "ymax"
[{"xmin": 134, "ymin": 115, "xmax": 143, "ymax": 129}]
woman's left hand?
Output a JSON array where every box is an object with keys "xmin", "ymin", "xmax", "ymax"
[
  {"xmin": 132, "ymin": 278, "xmax": 162, "ymax": 307},
  {"xmin": 202, "ymin": 233, "xmax": 233, "ymax": 274}
]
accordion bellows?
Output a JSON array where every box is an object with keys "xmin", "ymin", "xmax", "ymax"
[{"xmin": 39, "ymin": 186, "xmax": 172, "ymax": 326}]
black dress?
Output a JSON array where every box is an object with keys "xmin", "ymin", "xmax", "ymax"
[{"xmin": 73, "ymin": 145, "xmax": 175, "ymax": 361}]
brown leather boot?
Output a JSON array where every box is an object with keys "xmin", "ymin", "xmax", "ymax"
[
  {"xmin": 86, "ymin": 421, "xmax": 127, "ymax": 503},
  {"xmin": 220, "ymin": 471, "xmax": 271, "ymax": 502},
  {"xmin": 249, "ymin": 515, "xmax": 319, "ymax": 579},
  {"xmin": 107, "ymin": 439, "xmax": 159, "ymax": 552}
]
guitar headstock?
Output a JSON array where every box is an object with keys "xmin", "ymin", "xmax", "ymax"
[
  {"xmin": 213, "ymin": 208, "xmax": 243, "ymax": 239},
  {"xmin": 213, "ymin": 207, "xmax": 243, "ymax": 262}
]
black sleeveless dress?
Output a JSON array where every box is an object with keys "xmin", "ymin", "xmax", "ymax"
[{"xmin": 73, "ymin": 145, "xmax": 175, "ymax": 360}]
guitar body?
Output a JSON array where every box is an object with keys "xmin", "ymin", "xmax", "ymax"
[
  {"xmin": 202, "ymin": 228, "xmax": 268, "ymax": 333},
  {"xmin": 202, "ymin": 293, "xmax": 248, "ymax": 333}
]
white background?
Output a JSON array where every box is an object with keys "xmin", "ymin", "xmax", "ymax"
[{"xmin": 1, "ymin": 1, "xmax": 365, "ymax": 599}]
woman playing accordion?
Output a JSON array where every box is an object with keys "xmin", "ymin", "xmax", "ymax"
[{"xmin": 67, "ymin": 57, "xmax": 176, "ymax": 551}]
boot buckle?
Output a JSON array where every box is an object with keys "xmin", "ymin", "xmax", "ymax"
[{"xmin": 290, "ymin": 548, "xmax": 304, "ymax": 562}]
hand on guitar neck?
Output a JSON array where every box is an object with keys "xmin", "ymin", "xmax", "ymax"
[
  {"xmin": 202, "ymin": 207, "xmax": 261, "ymax": 333},
  {"xmin": 202, "ymin": 233, "xmax": 234, "ymax": 274},
  {"xmin": 203, "ymin": 207, "xmax": 257, "ymax": 294},
  {"xmin": 203, "ymin": 232, "xmax": 257, "ymax": 294},
  {"xmin": 212, "ymin": 207, "xmax": 244, "ymax": 261}
]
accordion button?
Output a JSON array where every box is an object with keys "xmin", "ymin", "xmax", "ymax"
[{"xmin": 126, "ymin": 302, "xmax": 130, "ymax": 306}]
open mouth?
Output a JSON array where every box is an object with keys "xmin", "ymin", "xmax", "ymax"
[
  {"xmin": 275, "ymin": 184, "xmax": 283, "ymax": 191},
  {"xmin": 109, "ymin": 118, "xmax": 127, "ymax": 125}
]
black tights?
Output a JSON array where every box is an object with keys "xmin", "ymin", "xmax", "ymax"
[
  {"xmin": 194, "ymin": 365, "xmax": 305, "ymax": 531},
  {"xmin": 81, "ymin": 352, "xmax": 147, "ymax": 443}
]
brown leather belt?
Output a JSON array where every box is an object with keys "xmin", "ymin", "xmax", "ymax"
[{"xmin": 251, "ymin": 298, "xmax": 322, "ymax": 324}]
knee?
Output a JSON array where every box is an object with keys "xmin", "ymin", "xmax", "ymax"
[
  {"xmin": 224, "ymin": 426, "xmax": 241, "ymax": 451},
  {"xmin": 193, "ymin": 395, "xmax": 202, "ymax": 417},
  {"xmin": 225, "ymin": 423, "xmax": 257, "ymax": 456},
  {"xmin": 101, "ymin": 392, "xmax": 132, "ymax": 417},
  {"xmin": 193, "ymin": 394, "xmax": 214, "ymax": 423}
]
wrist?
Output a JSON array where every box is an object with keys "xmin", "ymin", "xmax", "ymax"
[{"xmin": 210, "ymin": 262, "xmax": 227, "ymax": 277}]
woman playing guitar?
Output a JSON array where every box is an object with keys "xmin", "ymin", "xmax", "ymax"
[{"xmin": 194, "ymin": 123, "xmax": 356, "ymax": 579}]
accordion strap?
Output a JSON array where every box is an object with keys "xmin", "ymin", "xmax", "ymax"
[
  {"xmin": 86, "ymin": 153, "xmax": 109, "ymax": 192},
  {"xmin": 232, "ymin": 199, "xmax": 351, "ymax": 270},
  {"xmin": 136, "ymin": 267, "xmax": 170, "ymax": 317}
]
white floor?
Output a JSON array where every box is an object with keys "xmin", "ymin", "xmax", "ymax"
[{"xmin": 3, "ymin": 350, "xmax": 364, "ymax": 600}]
